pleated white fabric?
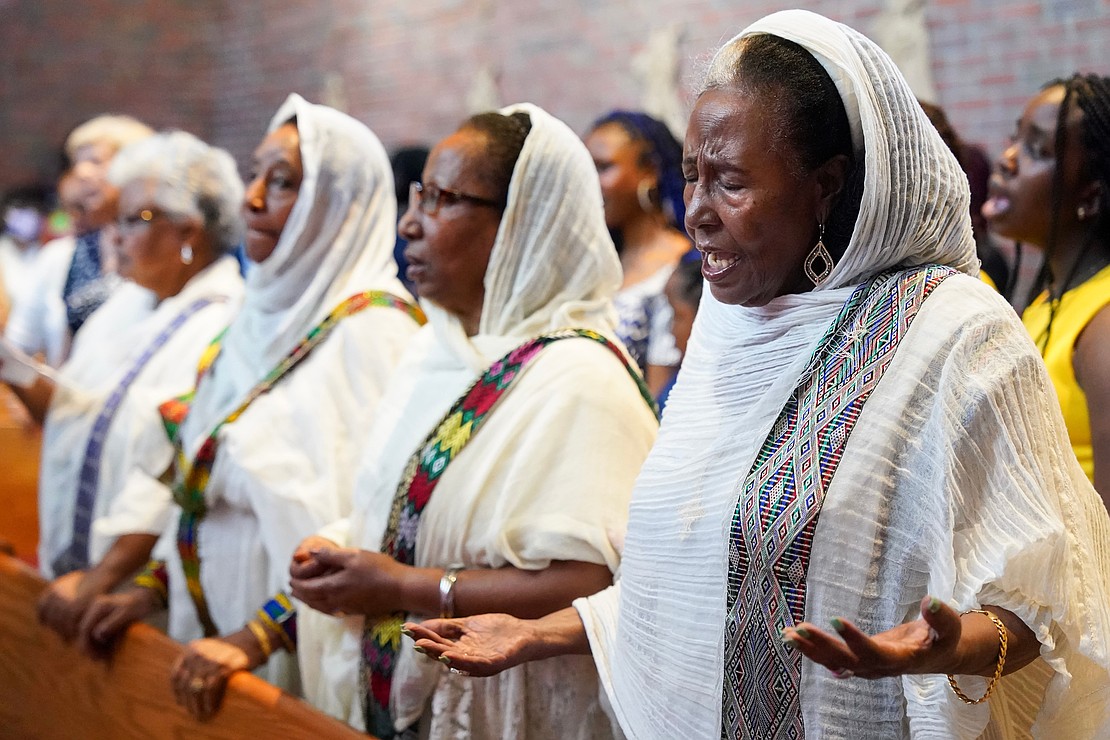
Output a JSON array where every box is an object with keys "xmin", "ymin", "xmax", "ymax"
[
  {"xmin": 297, "ymin": 104, "xmax": 657, "ymax": 739},
  {"xmin": 574, "ymin": 9, "xmax": 1110, "ymax": 739}
]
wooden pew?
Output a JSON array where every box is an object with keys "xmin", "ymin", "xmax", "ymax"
[
  {"xmin": 0, "ymin": 385, "xmax": 41, "ymax": 563},
  {"xmin": 0, "ymin": 554, "xmax": 369, "ymax": 739}
]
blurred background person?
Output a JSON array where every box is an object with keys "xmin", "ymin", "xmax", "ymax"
[
  {"xmin": 390, "ymin": 144, "xmax": 430, "ymax": 295},
  {"xmin": 30, "ymin": 131, "xmax": 246, "ymax": 640},
  {"xmin": 584, "ymin": 110, "xmax": 690, "ymax": 395},
  {"xmin": 0, "ymin": 186, "xmax": 50, "ymax": 318},
  {"xmin": 983, "ymin": 73, "xmax": 1110, "ymax": 502},
  {"xmin": 4, "ymin": 116, "xmax": 153, "ymax": 369},
  {"xmin": 656, "ymin": 249, "xmax": 702, "ymax": 411}
]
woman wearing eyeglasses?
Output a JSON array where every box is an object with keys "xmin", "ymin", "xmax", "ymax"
[
  {"xmin": 20, "ymin": 130, "xmax": 244, "ymax": 634},
  {"xmin": 283, "ymin": 106, "xmax": 658, "ymax": 739},
  {"xmin": 73, "ymin": 95, "xmax": 424, "ymax": 719}
]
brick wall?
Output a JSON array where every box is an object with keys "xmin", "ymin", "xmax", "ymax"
[
  {"xmin": 2, "ymin": 1, "xmax": 1108, "ymax": 191},
  {"xmin": 0, "ymin": 0, "xmax": 218, "ymax": 190}
]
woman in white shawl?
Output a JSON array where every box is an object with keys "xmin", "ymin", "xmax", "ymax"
[
  {"xmin": 20, "ymin": 131, "xmax": 244, "ymax": 640},
  {"xmin": 76, "ymin": 95, "xmax": 424, "ymax": 718},
  {"xmin": 407, "ymin": 11, "xmax": 1110, "ymax": 740},
  {"xmin": 288, "ymin": 105, "xmax": 658, "ymax": 739}
]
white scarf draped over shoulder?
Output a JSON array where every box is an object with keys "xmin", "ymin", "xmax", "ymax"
[
  {"xmin": 299, "ymin": 105, "xmax": 657, "ymax": 739},
  {"xmin": 155, "ymin": 97, "xmax": 419, "ymax": 695},
  {"xmin": 575, "ymin": 9, "xmax": 1110, "ymax": 740}
]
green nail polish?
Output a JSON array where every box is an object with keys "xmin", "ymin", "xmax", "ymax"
[
  {"xmin": 795, "ymin": 626, "xmax": 811, "ymax": 639},
  {"xmin": 829, "ymin": 618, "xmax": 844, "ymax": 633},
  {"xmin": 401, "ymin": 627, "xmax": 415, "ymax": 638},
  {"xmin": 928, "ymin": 596, "xmax": 942, "ymax": 613},
  {"xmin": 413, "ymin": 645, "xmax": 426, "ymax": 654},
  {"xmin": 438, "ymin": 656, "xmax": 452, "ymax": 666}
]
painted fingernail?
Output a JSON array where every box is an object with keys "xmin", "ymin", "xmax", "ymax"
[
  {"xmin": 413, "ymin": 645, "xmax": 427, "ymax": 654},
  {"xmin": 829, "ymin": 617, "xmax": 845, "ymax": 633},
  {"xmin": 438, "ymin": 655, "xmax": 452, "ymax": 666},
  {"xmin": 794, "ymin": 626, "xmax": 810, "ymax": 639},
  {"xmin": 928, "ymin": 596, "xmax": 942, "ymax": 613},
  {"xmin": 401, "ymin": 627, "xmax": 415, "ymax": 638},
  {"xmin": 779, "ymin": 631, "xmax": 797, "ymax": 647}
]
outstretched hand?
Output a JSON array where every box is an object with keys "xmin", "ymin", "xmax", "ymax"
[
  {"xmin": 783, "ymin": 596, "xmax": 964, "ymax": 679},
  {"xmin": 404, "ymin": 614, "xmax": 535, "ymax": 677}
]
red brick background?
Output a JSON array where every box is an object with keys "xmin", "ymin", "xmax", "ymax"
[{"xmin": 1, "ymin": 0, "xmax": 1108, "ymax": 191}]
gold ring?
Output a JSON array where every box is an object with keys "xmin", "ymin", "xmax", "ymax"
[{"xmin": 189, "ymin": 677, "xmax": 205, "ymax": 693}]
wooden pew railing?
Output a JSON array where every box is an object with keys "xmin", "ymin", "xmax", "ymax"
[{"xmin": 0, "ymin": 554, "xmax": 370, "ymax": 739}]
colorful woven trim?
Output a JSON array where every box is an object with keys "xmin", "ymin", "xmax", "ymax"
[
  {"xmin": 133, "ymin": 559, "xmax": 169, "ymax": 608},
  {"xmin": 361, "ymin": 327, "xmax": 653, "ymax": 739},
  {"xmin": 721, "ymin": 265, "xmax": 954, "ymax": 739},
  {"xmin": 256, "ymin": 592, "xmax": 297, "ymax": 652},
  {"xmin": 51, "ymin": 297, "xmax": 223, "ymax": 576},
  {"xmin": 159, "ymin": 291, "xmax": 425, "ymax": 637}
]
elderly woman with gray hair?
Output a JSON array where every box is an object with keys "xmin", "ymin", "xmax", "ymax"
[{"xmin": 30, "ymin": 130, "xmax": 245, "ymax": 641}]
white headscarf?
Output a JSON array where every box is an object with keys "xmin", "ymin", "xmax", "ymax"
[
  {"xmin": 422, "ymin": 102, "xmax": 623, "ymax": 370},
  {"xmin": 577, "ymin": 9, "xmax": 981, "ymax": 738},
  {"xmin": 181, "ymin": 94, "xmax": 406, "ymax": 445}
]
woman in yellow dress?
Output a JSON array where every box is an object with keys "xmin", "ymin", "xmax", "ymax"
[{"xmin": 984, "ymin": 73, "xmax": 1110, "ymax": 503}]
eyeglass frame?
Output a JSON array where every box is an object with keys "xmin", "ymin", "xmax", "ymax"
[
  {"xmin": 408, "ymin": 181, "xmax": 503, "ymax": 217},
  {"xmin": 116, "ymin": 207, "xmax": 172, "ymax": 234}
]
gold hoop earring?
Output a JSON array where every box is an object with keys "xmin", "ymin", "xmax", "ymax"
[
  {"xmin": 804, "ymin": 224, "xmax": 833, "ymax": 286},
  {"xmin": 180, "ymin": 244, "xmax": 194, "ymax": 265},
  {"xmin": 637, "ymin": 180, "xmax": 656, "ymax": 213}
]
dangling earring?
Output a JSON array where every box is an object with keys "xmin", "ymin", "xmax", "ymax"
[
  {"xmin": 180, "ymin": 243, "xmax": 194, "ymax": 265},
  {"xmin": 803, "ymin": 224, "xmax": 834, "ymax": 286},
  {"xmin": 637, "ymin": 180, "xmax": 656, "ymax": 213},
  {"xmin": 1077, "ymin": 205, "xmax": 1089, "ymax": 221}
]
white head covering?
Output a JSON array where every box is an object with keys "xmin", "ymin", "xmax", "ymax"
[
  {"xmin": 182, "ymin": 94, "xmax": 405, "ymax": 446},
  {"xmin": 423, "ymin": 103, "xmax": 623, "ymax": 370},
  {"xmin": 578, "ymin": 10, "xmax": 979, "ymax": 738}
]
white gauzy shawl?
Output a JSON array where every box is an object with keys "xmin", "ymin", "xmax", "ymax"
[
  {"xmin": 298, "ymin": 104, "xmax": 658, "ymax": 740},
  {"xmin": 38, "ymin": 256, "xmax": 242, "ymax": 577},
  {"xmin": 575, "ymin": 9, "xmax": 1110, "ymax": 740},
  {"xmin": 145, "ymin": 96, "xmax": 419, "ymax": 692}
]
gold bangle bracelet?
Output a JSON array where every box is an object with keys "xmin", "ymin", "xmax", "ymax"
[
  {"xmin": 246, "ymin": 619, "xmax": 274, "ymax": 659},
  {"xmin": 946, "ymin": 608, "xmax": 1008, "ymax": 704}
]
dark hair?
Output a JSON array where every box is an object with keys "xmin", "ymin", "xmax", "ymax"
[
  {"xmin": 391, "ymin": 145, "xmax": 430, "ymax": 205},
  {"xmin": 588, "ymin": 110, "xmax": 687, "ymax": 235},
  {"xmin": 1029, "ymin": 73, "xmax": 1110, "ymax": 352},
  {"xmin": 704, "ymin": 33, "xmax": 862, "ymax": 261},
  {"xmin": 672, "ymin": 249, "xmax": 704, "ymax": 307},
  {"xmin": 459, "ymin": 111, "xmax": 532, "ymax": 207}
]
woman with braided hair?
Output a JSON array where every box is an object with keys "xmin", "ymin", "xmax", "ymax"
[
  {"xmin": 984, "ymin": 73, "xmax": 1110, "ymax": 502},
  {"xmin": 585, "ymin": 111, "xmax": 691, "ymax": 395}
]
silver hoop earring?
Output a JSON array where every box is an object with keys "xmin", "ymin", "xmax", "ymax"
[
  {"xmin": 180, "ymin": 244, "xmax": 194, "ymax": 265},
  {"xmin": 637, "ymin": 180, "xmax": 655, "ymax": 213},
  {"xmin": 803, "ymin": 224, "xmax": 833, "ymax": 286}
]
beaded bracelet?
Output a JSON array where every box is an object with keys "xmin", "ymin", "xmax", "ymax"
[
  {"xmin": 947, "ymin": 608, "xmax": 1008, "ymax": 704},
  {"xmin": 256, "ymin": 592, "xmax": 297, "ymax": 652},
  {"xmin": 245, "ymin": 619, "xmax": 274, "ymax": 659},
  {"xmin": 132, "ymin": 559, "xmax": 169, "ymax": 607}
]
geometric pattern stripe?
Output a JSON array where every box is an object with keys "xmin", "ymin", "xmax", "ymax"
[
  {"xmin": 722, "ymin": 265, "xmax": 955, "ymax": 740},
  {"xmin": 361, "ymin": 328, "xmax": 657, "ymax": 739},
  {"xmin": 51, "ymin": 296, "xmax": 224, "ymax": 576},
  {"xmin": 157, "ymin": 291, "xmax": 426, "ymax": 638}
]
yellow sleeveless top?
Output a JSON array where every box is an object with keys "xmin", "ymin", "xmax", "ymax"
[{"xmin": 1023, "ymin": 263, "xmax": 1110, "ymax": 482}]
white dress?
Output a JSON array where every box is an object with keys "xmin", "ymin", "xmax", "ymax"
[{"xmin": 38, "ymin": 256, "xmax": 243, "ymax": 577}]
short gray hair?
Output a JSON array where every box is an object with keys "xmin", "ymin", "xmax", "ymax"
[
  {"xmin": 65, "ymin": 114, "xmax": 154, "ymax": 160},
  {"xmin": 108, "ymin": 130, "xmax": 245, "ymax": 254}
]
